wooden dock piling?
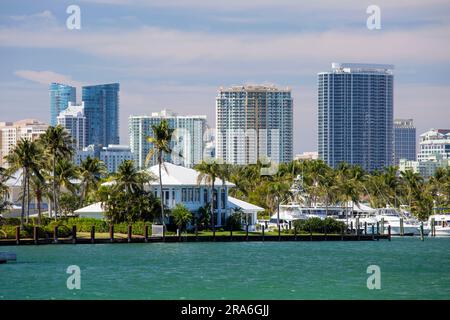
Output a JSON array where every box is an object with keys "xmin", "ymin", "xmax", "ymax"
[
  {"xmin": 246, "ymin": 224, "xmax": 249, "ymax": 241},
  {"xmin": 15, "ymin": 226, "xmax": 20, "ymax": 245},
  {"xmin": 388, "ymin": 225, "xmax": 391, "ymax": 241},
  {"xmin": 109, "ymin": 225, "xmax": 114, "ymax": 243},
  {"xmin": 144, "ymin": 225, "xmax": 149, "ymax": 243},
  {"xmin": 364, "ymin": 222, "xmax": 367, "ymax": 235},
  {"xmin": 128, "ymin": 225, "xmax": 132, "ymax": 243},
  {"xmin": 420, "ymin": 222, "xmax": 424, "ymax": 241},
  {"xmin": 91, "ymin": 225, "xmax": 95, "ymax": 244},
  {"xmin": 262, "ymin": 225, "xmax": 265, "ymax": 242},
  {"xmin": 400, "ymin": 218, "xmax": 404, "ymax": 236},
  {"xmin": 33, "ymin": 226, "xmax": 38, "ymax": 245},
  {"xmin": 431, "ymin": 218, "xmax": 435, "ymax": 237},
  {"xmin": 72, "ymin": 226, "xmax": 77, "ymax": 244},
  {"xmin": 53, "ymin": 226, "xmax": 58, "ymax": 244}
]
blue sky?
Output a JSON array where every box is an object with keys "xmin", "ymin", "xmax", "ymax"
[{"xmin": 1, "ymin": 0, "xmax": 450, "ymax": 153}]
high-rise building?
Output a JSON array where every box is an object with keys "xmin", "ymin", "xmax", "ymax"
[
  {"xmin": 82, "ymin": 83, "xmax": 120, "ymax": 147},
  {"xmin": 100, "ymin": 145, "xmax": 133, "ymax": 173},
  {"xmin": 49, "ymin": 83, "xmax": 76, "ymax": 126},
  {"xmin": 0, "ymin": 119, "xmax": 48, "ymax": 167},
  {"xmin": 129, "ymin": 109, "xmax": 207, "ymax": 168},
  {"xmin": 394, "ymin": 119, "xmax": 416, "ymax": 165},
  {"xmin": 417, "ymin": 129, "xmax": 450, "ymax": 161},
  {"xmin": 74, "ymin": 144, "xmax": 133, "ymax": 173},
  {"xmin": 57, "ymin": 102, "xmax": 87, "ymax": 150},
  {"xmin": 318, "ymin": 63, "xmax": 394, "ymax": 172},
  {"xmin": 216, "ymin": 85, "xmax": 293, "ymax": 165}
]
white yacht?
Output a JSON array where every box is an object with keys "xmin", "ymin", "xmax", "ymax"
[
  {"xmin": 372, "ymin": 207, "xmax": 422, "ymax": 235},
  {"xmin": 424, "ymin": 214, "xmax": 450, "ymax": 236}
]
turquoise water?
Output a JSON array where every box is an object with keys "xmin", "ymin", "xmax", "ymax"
[{"xmin": 1, "ymin": 238, "xmax": 449, "ymax": 300}]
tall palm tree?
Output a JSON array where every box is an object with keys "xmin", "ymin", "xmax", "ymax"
[
  {"xmin": 38, "ymin": 126, "xmax": 73, "ymax": 220},
  {"xmin": 196, "ymin": 159, "xmax": 220, "ymax": 235},
  {"xmin": 29, "ymin": 174, "xmax": 48, "ymax": 225},
  {"xmin": 0, "ymin": 167, "xmax": 12, "ymax": 214},
  {"xmin": 55, "ymin": 158, "xmax": 79, "ymax": 216},
  {"xmin": 5, "ymin": 139, "xmax": 43, "ymax": 228},
  {"xmin": 216, "ymin": 161, "xmax": 232, "ymax": 224},
  {"xmin": 79, "ymin": 156, "xmax": 107, "ymax": 205},
  {"xmin": 268, "ymin": 178, "xmax": 291, "ymax": 235},
  {"xmin": 145, "ymin": 119, "xmax": 174, "ymax": 228},
  {"xmin": 113, "ymin": 160, "xmax": 149, "ymax": 194}
]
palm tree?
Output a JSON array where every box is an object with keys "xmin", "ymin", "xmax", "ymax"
[
  {"xmin": 79, "ymin": 156, "xmax": 107, "ymax": 205},
  {"xmin": 5, "ymin": 139, "xmax": 43, "ymax": 229},
  {"xmin": 216, "ymin": 161, "xmax": 232, "ymax": 225},
  {"xmin": 113, "ymin": 160, "xmax": 149, "ymax": 194},
  {"xmin": 55, "ymin": 158, "xmax": 79, "ymax": 217},
  {"xmin": 0, "ymin": 167, "xmax": 12, "ymax": 214},
  {"xmin": 39, "ymin": 126, "xmax": 73, "ymax": 220},
  {"xmin": 268, "ymin": 178, "xmax": 291, "ymax": 236},
  {"xmin": 145, "ymin": 119, "xmax": 175, "ymax": 230},
  {"xmin": 172, "ymin": 203, "xmax": 193, "ymax": 236},
  {"xmin": 29, "ymin": 174, "xmax": 47, "ymax": 225},
  {"xmin": 196, "ymin": 159, "xmax": 220, "ymax": 235}
]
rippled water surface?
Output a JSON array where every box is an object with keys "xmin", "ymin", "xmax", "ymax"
[{"xmin": 1, "ymin": 237, "xmax": 449, "ymax": 299}]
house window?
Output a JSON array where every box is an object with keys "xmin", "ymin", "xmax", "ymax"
[
  {"xmin": 195, "ymin": 188, "xmax": 200, "ymax": 202},
  {"xmin": 221, "ymin": 189, "xmax": 226, "ymax": 209},
  {"xmin": 182, "ymin": 188, "xmax": 187, "ymax": 202}
]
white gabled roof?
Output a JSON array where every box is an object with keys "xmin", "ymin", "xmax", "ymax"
[
  {"xmin": 74, "ymin": 202, "xmax": 105, "ymax": 214},
  {"xmin": 147, "ymin": 162, "xmax": 235, "ymax": 187},
  {"xmin": 102, "ymin": 162, "xmax": 235, "ymax": 188},
  {"xmin": 228, "ymin": 196, "xmax": 264, "ymax": 212}
]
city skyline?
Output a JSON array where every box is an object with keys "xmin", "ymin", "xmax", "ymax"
[{"xmin": 1, "ymin": 1, "xmax": 450, "ymax": 153}]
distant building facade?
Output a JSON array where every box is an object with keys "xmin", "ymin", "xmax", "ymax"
[
  {"xmin": 82, "ymin": 83, "xmax": 120, "ymax": 147},
  {"xmin": 417, "ymin": 129, "xmax": 450, "ymax": 162},
  {"xmin": 75, "ymin": 144, "xmax": 133, "ymax": 173},
  {"xmin": 294, "ymin": 152, "xmax": 319, "ymax": 161},
  {"xmin": 394, "ymin": 119, "xmax": 416, "ymax": 165},
  {"xmin": 57, "ymin": 102, "xmax": 87, "ymax": 150},
  {"xmin": 129, "ymin": 109, "xmax": 207, "ymax": 168},
  {"xmin": 318, "ymin": 63, "xmax": 394, "ymax": 172},
  {"xmin": 49, "ymin": 83, "xmax": 76, "ymax": 126},
  {"xmin": 399, "ymin": 129, "xmax": 450, "ymax": 178},
  {"xmin": 0, "ymin": 119, "xmax": 48, "ymax": 167},
  {"xmin": 216, "ymin": 85, "xmax": 293, "ymax": 165}
]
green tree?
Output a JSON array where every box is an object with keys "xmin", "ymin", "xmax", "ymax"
[
  {"xmin": 0, "ymin": 167, "xmax": 12, "ymax": 214},
  {"xmin": 172, "ymin": 203, "xmax": 192, "ymax": 233},
  {"xmin": 79, "ymin": 156, "xmax": 107, "ymax": 205},
  {"xmin": 39, "ymin": 125, "xmax": 73, "ymax": 220},
  {"xmin": 196, "ymin": 159, "xmax": 220, "ymax": 235},
  {"xmin": 5, "ymin": 139, "xmax": 43, "ymax": 228},
  {"xmin": 145, "ymin": 119, "xmax": 175, "ymax": 229}
]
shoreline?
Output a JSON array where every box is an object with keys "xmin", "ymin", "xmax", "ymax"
[{"xmin": 0, "ymin": 233, "xmax": 390, "ymax": 245}]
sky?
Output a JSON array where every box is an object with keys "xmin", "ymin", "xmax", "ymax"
[{"xmin": 0, "ymin": 0, "xmax": 450, "ymax": 153}]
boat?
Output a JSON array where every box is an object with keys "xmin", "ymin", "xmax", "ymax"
[
  {"xmin": 424, "ymin": 214, "xmax": 450, "ymax": 236},
  {"xmin": 373, "ymin": 207, "xmax": 422, "ymax": 236}
]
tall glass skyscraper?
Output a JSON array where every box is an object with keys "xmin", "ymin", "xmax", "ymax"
[
  {"xmin": 82, "ymin": 83, "xmax": 120, "ymax": 146},
  {"xmin": 216, "ymin": 85, "xmax": 293, "ymax": 165},
  {"xmin": 394, "ymin": 119, "xmax": 416, "ymax": 165},
  {"xmin": 49, "ymin": 83, "xmax": 76, "ymax": 126},
  {"xmin": 318, "ymin": 63, "xmax": 394, "ymax": 172}
]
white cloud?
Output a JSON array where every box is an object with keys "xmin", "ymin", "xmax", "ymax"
[{"xmin": 14, "ymin": 70, "xmax": 84, "ymax": 88}]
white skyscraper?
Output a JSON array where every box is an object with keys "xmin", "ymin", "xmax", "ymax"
[
  {"xmin": 57, "ymin": 102, "xmax": 87, "ymax": 150},
  {"xmin": 216, "ymin": 85, "xmax": 293, "ymax": 165},
  {"xmin": 129, "ymin": 109, "xmax": 207, "ymax": 168}
]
